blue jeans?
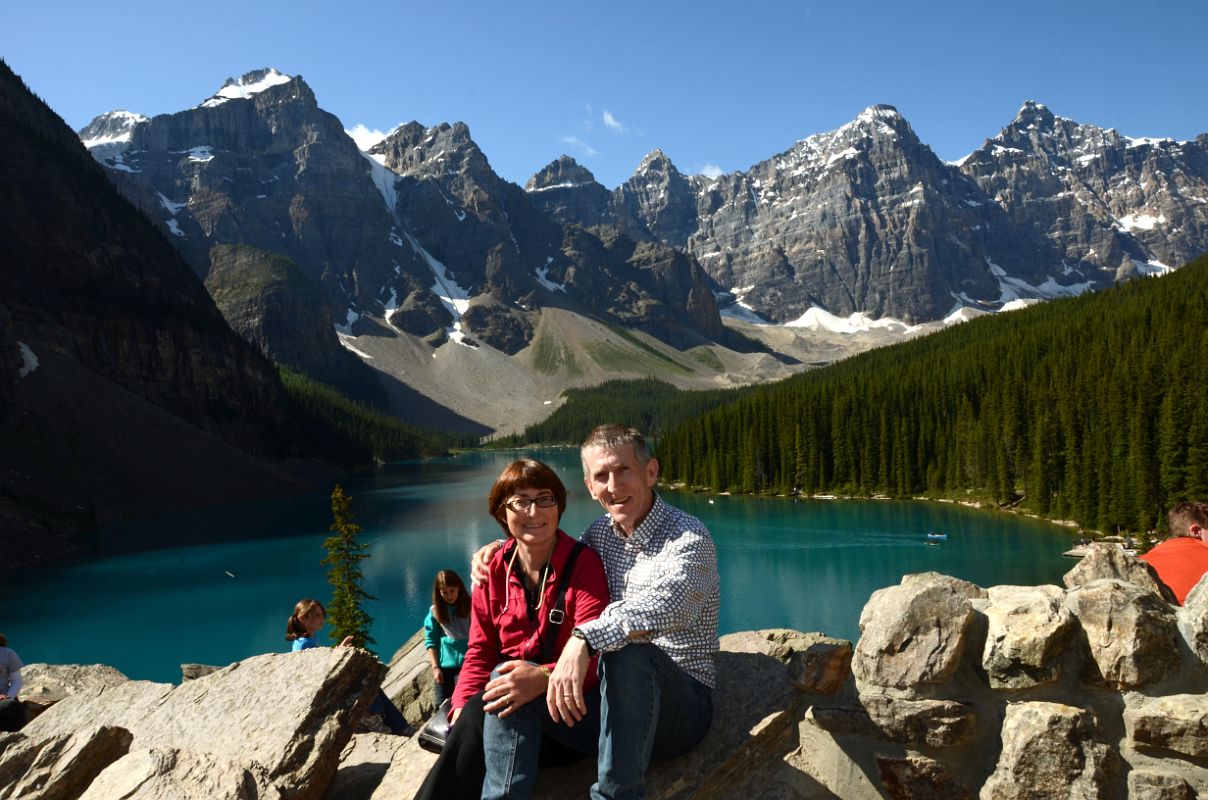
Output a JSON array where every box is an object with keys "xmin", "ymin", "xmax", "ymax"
[
  {"xmin": 481, "ymin": 664, "xmax": 600, "ymax": 800},
  {"xmin": 592, "ymin": 644, "xmax": 713, "ymax": 800}
]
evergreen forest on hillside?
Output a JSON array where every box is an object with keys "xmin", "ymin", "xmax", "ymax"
[
  {"xmin": 281, "ymin": 368, "xmax": 473, "ymax": 462},
  {"xmin": 654, "ymin": 255, "xmax": 1208, "ymax": 536},
  {"xmin": 492, "ymin": 378, "xmax": 750, "ymax": 448}
]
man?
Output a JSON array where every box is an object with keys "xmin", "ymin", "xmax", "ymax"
[
  {"xmin": 473, "ymin": 424, "xmax": 719, "ymax": 799},
  {"xmin": 1140, "ymin": 500, "xmax": 1208, "ymax": 605}
]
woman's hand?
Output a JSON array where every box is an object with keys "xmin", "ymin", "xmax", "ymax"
[
  {"xmin": 470, "ymin": 540, "xmax": 503, "ymax": 588},
  {"xmin": 451, "ymin": 706, "xmax": 462, "ymax": 725},
  {"xmin": 482, "ymin": 660, "xmax": 548, "ymax": 718},
  {"xmin": 431, "ymin": 664, "xmax": 443, "ymax": 684},
  {"xmin": 547, "ymin": 636, "xmax": 590, "ymax": 725}
]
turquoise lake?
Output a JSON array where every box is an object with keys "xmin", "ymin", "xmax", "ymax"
[{"xmin": 1, "ymin": 450, "xmax": 1076, "ymax": 682}]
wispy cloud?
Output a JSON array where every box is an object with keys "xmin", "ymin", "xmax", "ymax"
[
  {"xmin": 602, "ymin": 110, "xmax": 626, "ymax": 134},
  {"xmin": 698, "ymin": 163, "xmax": 723, "ymax": 178},
  {"xmin": 345, "ymin": 123, "xmax": 390, "ymax": 151},
  {"xmin": 560, "ymin": 135, "xmax": 598, "ymax": 157}
]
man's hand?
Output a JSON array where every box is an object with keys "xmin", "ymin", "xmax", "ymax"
[
  {"xmin": 482, "ymin": 660, "xmax": 548, "ymax": 718},
  {"xmin": 546, "ymin": 636, "xmax": 590, "ymax": 725},
  {"xmin": 338, "ymin": 635, "xmax": 355, "ymax": 648},
  {"xmin": 431, "ymin": 664, "xmax": 443, "ymax": 684},
  {"xmin": 470, "ymin": 540, "xmax": 503, "ymax": 588}
]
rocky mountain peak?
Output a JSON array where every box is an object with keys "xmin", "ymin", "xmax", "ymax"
[
  {"xmin": 634, "ymin": 148, "xmax": 679, "ymax": 177},
  {"xmin": 371, "ymin": 120, "xmax": 490, "ymax": 179},
  {"xmin": 200, "ymin": 68, "xmax": 294, "ymax": 108},
  {"xmin": 1012, "ymin": 100, "xmax": 1056, "ymax": 130},
  {"xmin": 525, "ymin": 155, "xmax": 600, "ymax": 191},
  {"xmin": 78, "ymin": 110, "xmax": 148, "ymax": 147}
]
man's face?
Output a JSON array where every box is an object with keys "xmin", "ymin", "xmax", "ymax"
[{"xmin": 582, "ymin": 443, "xmax": 659, "ymax": 535}]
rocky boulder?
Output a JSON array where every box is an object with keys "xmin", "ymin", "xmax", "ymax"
[
  {"xmin": 6, "ymin": 648, "xmax": 381, "ymax": 800},
  {"xmin": 1064, "ymin": 579, "xmax": 1181, "ymax": 689},
  {"xmin": 1182, "ymin": 574, "xmax": 1208, "ymax": 666},
  {"xmin": 18, "ymin": 663, "xmax": 129, "ymax": 721},
  {"xmin": 976, "ymin": 584, "xmax": 1074, "ymax": 689},
  {"xmin": 1126, "ymin": 695, "xmax": 1208, "ymax": 759},
  {"xmin": 980, "ymin": 701, "xmax": 1119, "ymax": 800},
  {"xmin": 1063, "ymin": 541, "xmax": 1175, "ymax": 603},
  {"xmin": 853, "ymin": 572, "xmax": 987, "ymax": 689}
]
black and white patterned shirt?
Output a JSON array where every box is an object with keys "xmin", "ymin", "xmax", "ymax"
[{"xmin": 577, "ymin": 494, "xmax": 720, "ymax": 688}]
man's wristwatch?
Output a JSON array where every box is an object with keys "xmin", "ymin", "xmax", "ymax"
[{"xmin": 571, "ymin": 627, "xmax": 597, "ymax": 656}]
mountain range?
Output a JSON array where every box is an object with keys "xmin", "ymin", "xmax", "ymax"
[{"xmin": 70, "ymin": 69, "xmax": 1208, "ymax": 433}]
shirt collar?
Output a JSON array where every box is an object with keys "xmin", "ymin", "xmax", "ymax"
[{"xmin": 609, "ymin": 493, "xmax": 664, "ymax": 548}]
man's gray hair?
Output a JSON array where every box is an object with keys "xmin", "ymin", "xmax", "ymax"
[{"xmin": 580, "ymin": 424, "xmax": 651, "ymax": 475}]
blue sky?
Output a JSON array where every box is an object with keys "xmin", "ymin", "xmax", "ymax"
[{"xmin": 4, "ymin": 0, "xmax": 1206, "ymax": 189}]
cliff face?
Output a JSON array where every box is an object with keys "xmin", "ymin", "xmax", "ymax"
[
  {"xmin": 0, "ymin": 59, "xmax": 313, "ymax": 567},
  {"xmin": 959, "ymin": 101, "xmax": 1208, "ymax": 278},
  {"xmin": 205, "ymin": 244, "xmax": 386, "ymax": 405}
]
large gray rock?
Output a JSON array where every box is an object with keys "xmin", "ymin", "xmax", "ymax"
[
  {"xmin": 1063, "ymin": 542, "xmax": 1175, "ymax": 603},
  {"xmin": 809, "ymin": 695, "xmax": 976, "ymax": 748},
  {"xmin": 325, "ymin": 733, "xmax": 403, "ymax": 800},
  {"xmin": 853, "ymin": 573, "xmax": 987, "ymax": 689},
  {"xmin": 18, "ymin": 663, "xmax": 129, "ymax": 703},
  {"xmin": 382, "ymin": 629, "xmax": 437, "ymax": 726},
  {"xmin": 17, "ymin": 663, "xmax": 130, "ymax": 723},
  {"xmin": 1182, "ymin": 574, "xmax": 1208, "ymax": 667},
  {"xmin": 0, "ymin": 725, "xmax": 132, "ymax": 800},
  {"xmin": 877, "ymin": 752, "xmax": 973, "ymax": 800},
  {"xmin": 14, "ymin": 648, "xmax": 380, "ymax": 800},
  {"xmin": 1064, "ymin": 579, "xmax": 1181, "ymax": 689},
  {"xmin": 1125, "ymin": 694, "xmax": 1208, "ymax": 759},
  {"xmin": 979, "ymin": 701, "xmax": 1119, "ymax": 800},
  {"xmin": 1127, "ymin": 770, "xmax": 1197, "ymax": 800},
  {"xmin": 77, "ymin": 748, "xmax": 282, "ymax": 800},
  {"xmin": 781, "ymin": 633, "xmax": 852, "ymax": 695},
  {"xmin": 977, "ymin": 584, "xmax": 1074, "ymax": 689}
]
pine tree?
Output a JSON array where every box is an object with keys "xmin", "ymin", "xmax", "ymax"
[{"xmin": 323, "ymin": 484, "xmax": 376, "ymax": 649}]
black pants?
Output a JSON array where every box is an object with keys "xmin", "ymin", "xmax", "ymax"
[
  {"xmin": 412, "ymin": 692, "xmax": 587, "ymax": 800},
  {"xmin": 0, "ymin": 698, "xmax": 24, "ymax": 732},
  {"xmin": 414, "ymin": 692, "xmax": 487, "ymax": 800}
]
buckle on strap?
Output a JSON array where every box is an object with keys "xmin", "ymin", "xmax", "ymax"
[{"xmin": 548, "ymin": 608, "xmax": 565, "ymax": 624}]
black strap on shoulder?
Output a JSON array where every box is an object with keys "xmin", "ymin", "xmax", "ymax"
[{"xmin": 537, "ymin": 540, "xmax": 586, "ymax": 665}]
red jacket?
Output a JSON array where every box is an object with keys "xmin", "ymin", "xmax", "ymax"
[
  {"xmin": 452, "ymin": 530, "xmax": 609, "ymax": 711},
  {"xmin": 1140, "ymin": 537, "xmax": 1208, "ymax": 605}
]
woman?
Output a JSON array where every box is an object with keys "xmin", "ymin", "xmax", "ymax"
[
  {"xmin": 424, "ymin": 569, "xmax": 471, "ymax": 705},
  {"xmin": 415, "ymin": 458, "xmax": 609, "ymax": 800}
]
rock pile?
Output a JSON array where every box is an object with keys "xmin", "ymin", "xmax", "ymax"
[{"xmin": 3, "ymin": 544, "xmax": 1205, "ymax": 799}]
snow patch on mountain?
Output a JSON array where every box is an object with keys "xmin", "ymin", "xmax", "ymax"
[
  {"xmin": 405, "ymin": 233, "xmax": 477, "ymax": 348},
  {"xmin": 201, "ymin": 69, "xmax": 292, "ymax": 108},
  {"xmin": 785, "ymin": 307, "xmax": 917, "ymax": 334},
  {"xmin": 535, "ymin": 260, "xmax": 566, "ymax": 292},
  {"xmin": 361, "ymin": 152, "xmax": 399, "ymax": 212},
  {"xmin": 336, "ymin": 332, "xmax": 374, "ymax": 360},
  {"xmin": 17, "ymin": 343, "xmax": 39, "ymax": 377},
  {"xmin": 80, "ymin": 110, "xmax": 147, "ymax": 148}
]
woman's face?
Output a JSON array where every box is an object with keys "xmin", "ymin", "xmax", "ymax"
[
  {"xmin": 439, "ymin": 583, "xmax": 461, "ymax": 604},
  {"xmin": 504, "ymin": 486, "xmax": 560, "ymax": 551},
  {"xmin": 300, "ymin": 605, "xmax": 325, "ymax": 636}
]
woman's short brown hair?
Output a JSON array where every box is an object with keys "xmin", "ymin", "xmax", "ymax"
[{"xmin": 487, "ymin": 459, "xmax": 567, "ymax": 534}]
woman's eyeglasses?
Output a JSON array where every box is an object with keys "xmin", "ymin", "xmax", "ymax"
[{"xmin": 505, "ymin": 495, "xmax": 558, "ymax": 512}]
